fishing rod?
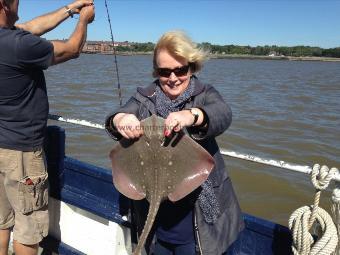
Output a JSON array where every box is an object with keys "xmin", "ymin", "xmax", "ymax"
[{"xmin": 104, "ymin": 0, "xmax": 123, "ymax": 106}]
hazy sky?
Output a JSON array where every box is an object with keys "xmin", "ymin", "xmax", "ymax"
[{"xmin": 18, "ymin": 0, "xmax": 340, "ymax": 48}]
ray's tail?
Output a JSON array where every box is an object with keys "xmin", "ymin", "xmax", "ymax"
[{"xmin": 133, "ymin": 198, "xmax": 161, "ymax": 255}]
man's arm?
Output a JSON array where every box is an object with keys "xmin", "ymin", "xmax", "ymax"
[
  {"xmin": 50, "ymin": 4, "xmax": 94, "ymax": 65},
  {"xmin": 16, "ymin": 0, "xmax": 93, "ymax": 36}
]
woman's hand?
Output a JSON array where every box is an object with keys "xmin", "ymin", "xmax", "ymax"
[
  {"xmin": 164, "ymin": 108, "xmax": 204, "ymax": 136},
  {"xmin": 113, "ymin": 113, "xmax": 143, "ymax": 139}
]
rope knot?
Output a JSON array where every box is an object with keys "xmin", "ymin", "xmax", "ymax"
[
  {"xmin": 289, "ymin": 163, "xmax": 339, "ymax": 255},
  {"xmin": 311, "ymin": 164, "xmax": 338, "ymax": 191},
  {"xmin": 289, "ymin": 206, "xmax": 338, "ymax": 255}
]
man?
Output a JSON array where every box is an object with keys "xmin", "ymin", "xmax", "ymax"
[{"xmin": 0, "ymin": 0, "xmax": 95, "ymax": 254}]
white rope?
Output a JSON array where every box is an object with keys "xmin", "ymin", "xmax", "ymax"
[
  {"xmin": 332, "ymin": 184, "xmax": 340, "ymax": 255},
  {"xmin": 289, "ymin": 164, "xmax": 339, "ymax": 255},
  {"xmin": 289, "ymin": 206, "xmax": 338, "ymax": 255}
]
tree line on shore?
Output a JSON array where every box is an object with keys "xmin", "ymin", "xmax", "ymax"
[{"xmin": 115, "ymin": 42, "xmax": 340, "ymax": 58}]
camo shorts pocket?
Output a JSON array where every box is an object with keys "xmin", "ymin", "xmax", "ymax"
[{"xmin": 18, "ymin": 173, "xmax": 48, "ymax": 215}]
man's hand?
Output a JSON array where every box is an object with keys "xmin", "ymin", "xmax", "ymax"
[
  {"xmin": 50, "ymin": 0, "xmax": 95, "ymax": 65},
  {"xmin": 16, "ymin": 0, "xmax": 95, "ymax": 35},
  {"xmin": 113, "ymin": 113, "xmax": 144, "ymax": 139},
  {"xmin": 79, "ymin": 3, "xmax": 95, "ymax": 24},
  {"xmin": 68, "ymin": 0, "xmax": 94, "ymax": 14}
]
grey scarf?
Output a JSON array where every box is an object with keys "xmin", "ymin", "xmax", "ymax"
[
  {"xmin": 155, "ymin": 79, "xmax": 220, "ymax": 224},
  {"xmin": 155, "ymin": 80, "xmax": 194, "ymax": 118}
]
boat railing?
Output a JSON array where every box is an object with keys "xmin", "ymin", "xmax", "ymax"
[{"xmin": 48, "ymin": 113, "xmax": 340, "ymax": 182}]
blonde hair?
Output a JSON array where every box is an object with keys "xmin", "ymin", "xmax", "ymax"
[{"xmin": 153, "ymin": 31, "xmax": 209, "ymax": 77}]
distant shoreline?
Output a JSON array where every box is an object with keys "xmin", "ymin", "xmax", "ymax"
[
  {"xmin": 209, "ymin": 54, "xmax": 340, "ymax": 62},
  {"xmin": 82, "ymin": 51, "xmax": 340, "ymax": 62}
]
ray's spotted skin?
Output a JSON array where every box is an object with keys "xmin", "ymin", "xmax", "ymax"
[{"xmin": 109, "ymin": 115, "xmax": 215, "ymax": 255}]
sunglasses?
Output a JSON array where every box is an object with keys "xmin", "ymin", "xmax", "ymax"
[{"xmin": 157, "ymin": 65, "xmax": 190, "ymax": 78}]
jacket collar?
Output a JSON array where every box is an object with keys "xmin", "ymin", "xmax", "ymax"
[{"xmin": 136, "ymin": 75, "xmax": 205, "ymax": 98}]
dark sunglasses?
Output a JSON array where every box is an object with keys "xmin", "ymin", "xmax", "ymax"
[{"xmin": 157, "ymin": 65, "xmax": 190, "ymax": 78}]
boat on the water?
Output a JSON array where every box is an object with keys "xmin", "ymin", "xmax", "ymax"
[{"xmin": 30, "ymin": 125, "xmax": 293, "ymax": 255}]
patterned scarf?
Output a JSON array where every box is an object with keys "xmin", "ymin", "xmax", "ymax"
[
  {"xmin": 155, "ymin": 78, "xmax": 220, "ymax": 224},
  {"xmin": 155, "ymin": 80, "xmax": 194, "ymax": 118}
]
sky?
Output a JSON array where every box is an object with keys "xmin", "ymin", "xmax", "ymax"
[{"xmin": 18, "ymin": 0, "xmax": 340, "ymax": 49}]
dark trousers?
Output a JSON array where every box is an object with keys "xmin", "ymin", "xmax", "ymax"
[
  {"xmin": 153, "ymin": 235, "xmax": 242, "ymax": 255},
  {"xmin": 153, "ymin": 239, "xmax": 196, "ymax": 255}
]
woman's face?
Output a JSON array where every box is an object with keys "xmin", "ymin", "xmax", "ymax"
[{"xmin": 156, "ymin": 49, "xmax": 191, "ymax": 100}]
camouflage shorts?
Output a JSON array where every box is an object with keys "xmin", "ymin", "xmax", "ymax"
[{"xmin": 0, "ymin": 147, "xmax": 49, "ymax": 245}]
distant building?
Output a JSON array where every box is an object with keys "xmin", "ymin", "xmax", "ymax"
[
  {"xmin": 268, "ymin": 51, "xmax": 277, "ymax": 57},
  {"xmin": 82, "ymin": 41, "xmax": 131, "ymax": 54}
]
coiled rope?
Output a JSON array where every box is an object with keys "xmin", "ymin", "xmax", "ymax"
[
  {"xmin": 289, "ymin": 164, "xmax": 339, "ymax": 255},
  {"xmin": 332, "ymin": 184, "xmax": 340, "ymax": 255}
]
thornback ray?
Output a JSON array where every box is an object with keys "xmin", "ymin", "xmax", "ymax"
[{"xmin": 109, "ymin": 114, "xmax": 215, "ymax": 255}]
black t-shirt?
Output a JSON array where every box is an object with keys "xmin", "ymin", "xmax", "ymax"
[{"xmin": 0, "ymin": 27, "xmax": 53, "ymax": 151}]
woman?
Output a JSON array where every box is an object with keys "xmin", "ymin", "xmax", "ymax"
[{"xmin": 105, "ymin": 31, "xmax": 244, "ymax": 255}]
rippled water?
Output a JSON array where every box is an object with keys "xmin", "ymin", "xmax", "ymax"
[{"xmin": 46, "ymin": 54, "xmax": 340, "ymax": 225}]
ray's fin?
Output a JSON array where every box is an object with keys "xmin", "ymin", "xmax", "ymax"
[
  {"xmin": 165, "ymin": 133, "xmax": 215, "ymax": 202},
  {"xmin": 110, "ymin": 148, "xmax": 146, "ymax": 200}
]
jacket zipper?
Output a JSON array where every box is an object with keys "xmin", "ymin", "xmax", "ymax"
[{"xmin": 194, "ymin": 210, "xmax": 204, "ymax": 255}]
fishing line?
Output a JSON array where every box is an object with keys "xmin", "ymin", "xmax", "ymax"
[{"xmin": 104, "ymin": 0, "xmax": 123, "ymax": 106}]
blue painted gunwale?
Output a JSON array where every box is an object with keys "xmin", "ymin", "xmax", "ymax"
[{"xmin": 41, "ymin": 126, "xmax": 292, "ymax": 254}]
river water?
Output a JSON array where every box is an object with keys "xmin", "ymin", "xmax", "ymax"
[{"xmin": 46, "ymin": 54, "xmax": 340, "ymax": 226}]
